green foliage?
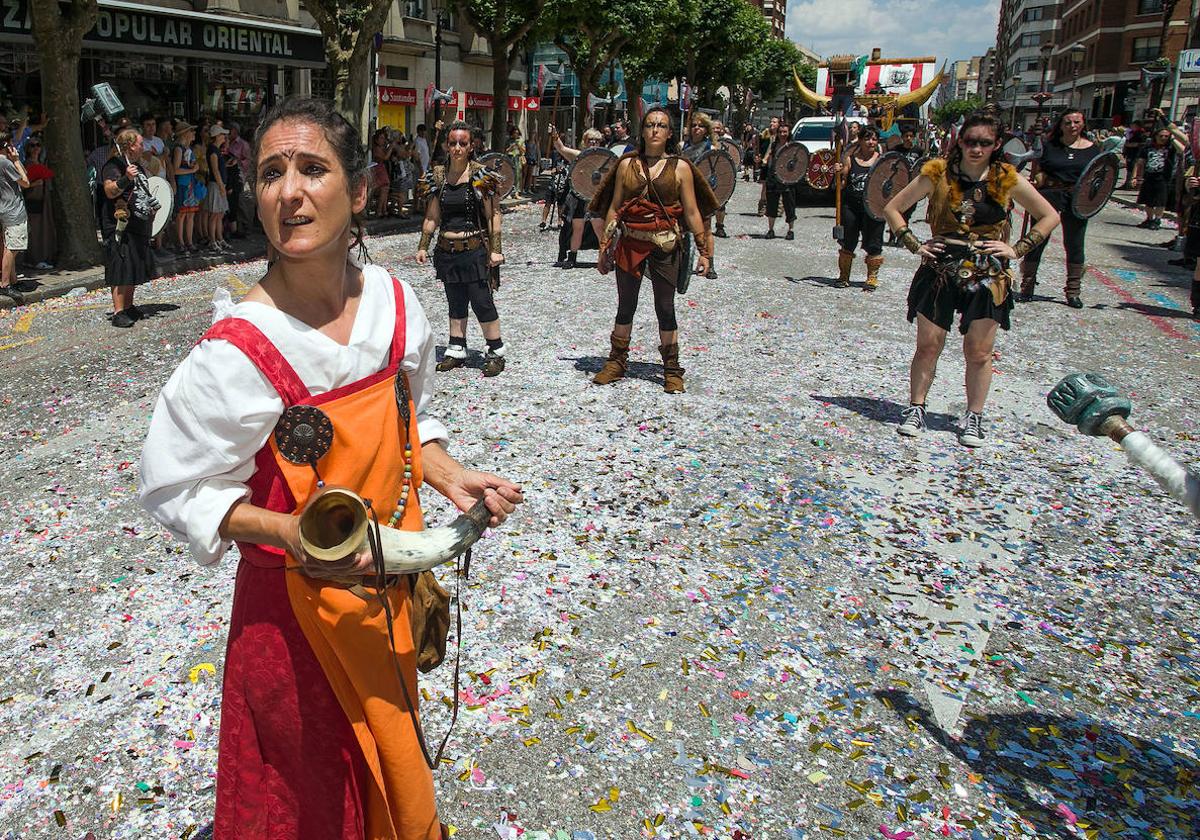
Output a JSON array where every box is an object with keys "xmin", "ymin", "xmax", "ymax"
[
  {"xmin": 455, "ymin": 0, "xmax": 548, "ymax": 50},
  {"xmin": 931, "ymin": 96, "xmax": 983, "ymax": 127},
  {"xmin": 682, "ymin": 0, "xmax": 770, "ymax": 98},
  {"xmin": 738, "ymin": 39, "xmax": 814, "ymax": 102}
]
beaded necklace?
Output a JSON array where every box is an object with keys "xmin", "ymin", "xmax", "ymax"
[{"xmin": 388, "ymin": 371, "xmax": 415, "ymax": 527}]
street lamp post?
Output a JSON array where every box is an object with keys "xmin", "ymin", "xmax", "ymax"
[
  {"xmin": 434, "ymin": 5, "xmax": 445, "ymax": 123},
  {"xmin": 1034, "ymin": 42, "xmax": 1054, "ymax": 129},
  {"xmin": 1009, "ymin": 74, "xmax": 1021, "ymax": 129},
  {"xmin": 1069, "ymin": 42, "xmax": 1087, "ymax": 112}
]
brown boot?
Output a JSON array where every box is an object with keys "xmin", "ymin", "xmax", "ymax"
[
  {"xmin": 864, "ymin": 255, "xmax": 883, "ymax": 291},
  {"xmin": 1065, "ymin": 262, "xmax": 1085, "ymax": 309},
  {"xmin": 660, "ymin": 343, "xmax": 685, "ymax": 393},
  {"xmin": 837, "ymin": 250, "xmax": 854, "ymax": 288},
  {"xmin": 1016, "ymin": 259, "xmax": 1037, "ymax": 302},
  {"xmin": 593, "ymin": 332, "xmax": 629, "ymax": 385}
]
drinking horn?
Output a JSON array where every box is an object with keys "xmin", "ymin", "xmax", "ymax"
[{"xmin": 298, "ymin": 486, "xmax": 493, "ymax": 576}]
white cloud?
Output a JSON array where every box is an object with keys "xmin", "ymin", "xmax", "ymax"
[{"xmin": 786, "ymin": 0, "xmax": 1000, "ymax": 67}]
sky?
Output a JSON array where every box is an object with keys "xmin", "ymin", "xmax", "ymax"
[{"xmin": 785, "ymin": 0, "xmax": 1002, "ymax": 68}]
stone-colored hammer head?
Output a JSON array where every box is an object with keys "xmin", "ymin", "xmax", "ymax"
[{"xmin": 1047, "ymin": 372, "xmax": 1132, "ymax": 436}]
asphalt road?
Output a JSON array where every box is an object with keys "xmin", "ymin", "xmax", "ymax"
[{"xmin": 0, "ymin": 182, "xmax": 1197, "ymax": 839}]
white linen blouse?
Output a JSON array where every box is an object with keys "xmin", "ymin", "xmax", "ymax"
[{"xmin": 140, "ymin": 264, "xmax": 448, "ymax": 566}]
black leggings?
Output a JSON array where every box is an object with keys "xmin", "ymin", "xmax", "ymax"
[
  {"xmin": 615, "ymin": 252, "xmax": 679, "ymax": 331},
  {"xmin": 1025, "ymin": 195, "xmax": 1087, "ymax": 267},
  {"xmin": 444, "ymin": 281, "xmax": 498, "ymax": 322},
  {"xmin": 766, "ymin": 185, "xmax": 796, "ymax": 222},
  {"xmin": 839, "ymin": 197, "xmax": 884, "ymax": 256}
]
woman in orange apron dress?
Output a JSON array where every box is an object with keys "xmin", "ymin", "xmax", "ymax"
[{"xmin": 140, "ymin": 97, "xmax": 523, "ymax": 839}]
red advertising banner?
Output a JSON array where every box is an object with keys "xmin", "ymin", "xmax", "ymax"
[
  {"xmin": 379, "ymin": 86, "xmax": 417, "ymax": 106},
  {"xmin": 524, "ymin": 96, "xmax": 540, "ymax": 111},
  {"xmin": 466, "ymin": 92, "xmax": 494, "ymax": 109},
  {"xmin": 507, "ymin": 95, "xmax": 523, "ymax": 111}
]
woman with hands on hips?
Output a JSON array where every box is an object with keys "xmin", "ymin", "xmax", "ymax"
[
  {"xmin": 140, "ymin": 97, "xmax": 521, "ymax": 839},
  {"xmin": 883, "ymin": 111, "xmax": 1059, "ymax": 449},
  {"xmin": 415, "ymin": 120, "xmax": 509, "ymax": 377}
]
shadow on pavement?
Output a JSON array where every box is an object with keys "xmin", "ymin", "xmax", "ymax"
[
  {"xmin": 788, "ymin": 275, "xmax": 848, "ymax": 289},
  {"xmin": 810, "ymin": 393, "xmax": 959, "ymax": 433},
  {"xmin": 874, "ymin": 689, "xmax": 1200, "ymax": 840},
  {"xmin": 566, "ymin": 355, "xmax": 663, "ymax": 386}
]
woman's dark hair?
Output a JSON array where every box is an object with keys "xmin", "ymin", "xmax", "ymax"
[
  {"xmin": 251, "ymin": 96, "xmax": 369, "ymax": 255},
  {"xmin": 637, "ymin": 106, "xmax": 679, "ymax": 156},
  {"xmin": 1048, "ymin": 109, "xmax": 1085, "ymax": 147},
  {"xmin": 946, "ymin": 112, "xmax": 1005, "ymax": 179}
]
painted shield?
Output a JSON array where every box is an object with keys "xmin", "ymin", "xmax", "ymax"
[
  {"xmin": 1071, "ymin": 152, "xmax": 1121, "ymax": 219},
  {"xmin": 908, "ymin": 155, "xmax": 931, "ymax": 179},
  {"xmin": 676, "ymin": 232, "xmax": 696, "ymax": 295},
  {"xmin": 477, "ymin": 152, "xmax": 516, "ymax": 198},
  {"xmin": 147, "ymin": 176, "xmax": 174, "ymax": 237},
  {"xmin": 1002, "ymin": 134, "xmax": 1029, "ymax": 170},
  {"xmin": 693, "ymin": 148, "xmax": 738, "ymax": 207},
  {"xmin": 569, "ymin": 146, "xmax": 619, "ymax": 202},
  {"xmin": 771, "ymin": 142, "xmax": 810, "ymax": 186},
  {"xmin": 862, "ymin": 152, "xmax": 912, "ymax": 221},
  {"xmin": 806, "ymin": 148, "xmax": 838, "ymax": 190},
  {"xmin": 720, "ymin": 140, "xmax": 743, "ymax": 167}
]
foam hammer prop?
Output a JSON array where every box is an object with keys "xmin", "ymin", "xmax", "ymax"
[{"xmin": 1047, "ymin": 372, "xmax": 1200, "ymax": 521}]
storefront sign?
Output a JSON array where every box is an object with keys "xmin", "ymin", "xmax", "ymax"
[
  {"xmin": 466, "ymin": 92, "xmax": 494, "ymax": 110},
  {"xmin": 507, "ymin": 95, "xmax": 523, "ymax": 111},
  {"xmin": 380, "ymin": 86, "xmax": 417, "ymax": 106},
  {"xmin": 524, "ymin": 97, "xmax": 540, "ymax": 111},
  {"xmin": 1180, "ymin": 49, "xmax": 1200, "ymax": 75},
  {"xmin": 0, "ymin": 0, "xmax": 326, "ymax": 67}
]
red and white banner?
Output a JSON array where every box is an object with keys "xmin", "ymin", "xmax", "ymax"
[
  {"xmin": 466, "ymin": 92, "xmax": 493, "ymax": 110},
  {"xmin": 816, "ymin": 61, "xmax": 935, "ymax": 97},
  {"xmin": 379, "ymin": 86, "xmax": 417, "ymax": 106},
  {"xmin": 507, "ymin": 95, "xmax": 524, "ymax": 111},
  {"xmin": 524, "ymin": 96, "xmax": 540, "ymax": 111}
]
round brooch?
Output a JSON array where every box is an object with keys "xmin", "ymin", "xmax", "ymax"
[{"xmin": 274, "ymin": 405, "xmax": 334, "ymax": 465}]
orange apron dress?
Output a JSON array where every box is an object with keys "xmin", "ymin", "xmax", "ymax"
[{"xmin": 199, "ymin": 277, "xmax": 441, "ymax": 840}]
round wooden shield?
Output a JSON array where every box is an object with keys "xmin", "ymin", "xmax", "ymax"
[
  {"xmin": 771, "ymin": 142, "xmax": 810, "ymax": 186},
  {"xmin": 569, "ymin": 146, "xmax": 619, "ymax": 202},
  {"xmin": 864, "ymin": 152, "xmax": 913, "ymax": 221},
  {"xmin": 720, "ymin": 140, "xmax": 743, "ymax": 167},
  {"xmin": 908, "ymin": 155, "xmax": 931, "ymax": 179},
  {"xmin": 1071, "ymin": 152, "xmax": 1121, "ymax": 219},
  {"xmin": 693, "ymin": 148, "xmax": 737, "ymax": 207},
  {"xmin": 147, "ymin": 176, "xmax": 174, "ymax": 237},
  {"xmin": 477, "ymin": 152, "xmax": 516, "ymax": 198},
  {"xmin": 806, "ymin": 149, "xmax": 838, "ymax": 190}
]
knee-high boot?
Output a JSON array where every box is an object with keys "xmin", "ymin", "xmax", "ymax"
[
  {"xmin": 660, "ymin": 343, "xmax": 685, "ymax": 394},
  {"xmin": 864, "ymin": 255, "xmax": 883, "ymax": 291},
  {"xmin": 1017, "ymin": 258, "xmax": 1038, "ymax": 302},
  {"xmin": 837, "ymin": 250, "xmax": 854, "ymax": 288},
  {"xmin": 593, "ymin": 332, "xmax": 629, "ymax": 385},
  {"xmin": 1065, "ymin": 263, "xmax": 1085, "ymax": 309}
]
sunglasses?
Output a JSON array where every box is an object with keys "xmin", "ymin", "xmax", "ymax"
[{"xmin": 960, "ymin": 138, "xmax": 996, "ymax": 148}]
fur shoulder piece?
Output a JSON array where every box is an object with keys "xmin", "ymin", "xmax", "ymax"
[
  {"xmin": 468, "ymin": 160, "xmax": 500, "ymax": 195},
  {"xmin": 921, "ymin": 158, "xmax": 947, "ymax": 181},
  {"xmin": 987, "ymin": 162, "xmax": 1019, "ymax": 207}
]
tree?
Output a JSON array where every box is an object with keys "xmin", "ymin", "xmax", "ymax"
[
  {"xmin": 453, "ymin": 0, "xmax": 549, "ymax": 150},
  {"xmin": 616, "ymin": 0, "xmax": 689, "ymax": 124},
  {"xmin": 29, "ymin": 0, "xmax": 103, "ymax": 269},
  {"xmin": 546, "ymin": 0, "xmax": 663, "ymax": 133},
  {"xmin": 305, "ymin": 0, "xmax": 395, "ymax": 133},
  {"xmin": 678, "ymin": 0, "xmax": 769, "ymax": 107},
  {"xmin": 931, "ymin": 96, "xmax": 983, "ymax": 127},
  {"xmin": 737, "ymin": 38, "xmax": 814, "ymax": 124}
]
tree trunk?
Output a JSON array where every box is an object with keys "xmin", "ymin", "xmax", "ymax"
[
  {"xmin": 491, "ymin": 46, "xmax": 511, "ymax": 152},
  {"xmin": 30, "ymin": 0, "xmax": 103, "ymax": 269},
  {"xmin": 330, "ymin": 46, "xmax": 371, "ymax": 137},
  {"xmin": 625, "ymin": 74, "xmax": 646, "ymax": 124}
]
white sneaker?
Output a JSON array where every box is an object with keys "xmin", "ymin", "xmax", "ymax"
[
  {"xmin": 897, "ymin": 404, "xmax": 926, "ymax": 437},
  {"xmin": 958, "ymin": 411, "xmax": 986, "ymax": 448}
]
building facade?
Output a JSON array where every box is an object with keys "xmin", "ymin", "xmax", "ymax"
[
  {"xmin": 1049, "ymin": 0, "xmax": 1197, "ymax": 124},
  {"xmin": 746, "ymin": 0, "xmax": 787, "ymax": 39},
  {"xmin": 994, "ymin": 0, "xmax": 1062, "ymax": 129}
]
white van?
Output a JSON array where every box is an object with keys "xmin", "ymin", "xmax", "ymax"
[{"xmin": 789, "ymin": 115, "xmax": 870, "ymax": 154}]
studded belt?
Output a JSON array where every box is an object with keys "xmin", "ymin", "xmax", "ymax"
[{"xmin": 436, "ymin": 233, "xmax": 484, "ymax": 253}]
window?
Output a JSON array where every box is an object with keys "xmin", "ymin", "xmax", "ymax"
[
  {"xmin": 1020, "ymin": 33, "xmax": 1041, "ymax": 47},
  {"xmin": 1026, "ymin": 59, "xmax": 1040, "ymax": 72},
  {"xmin": 405, "ymin": 0, "xmax": 425, "ymax": 17},
  {"xmin": 383, "ymin": 65, "xmax": 410, "ymax": 81},
  {"xmin": 1131, "ymin": 36, "xmax": 1161, "ymax": 63},
  {"xmin": 1024, "ymin": 6, "xmax": 1043, "ymax": 21},
  {"xmin": 1138, "ymin": 0, "xmax": 1164, "ymax": 13}
]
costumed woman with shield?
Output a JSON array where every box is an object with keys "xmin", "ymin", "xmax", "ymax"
[
  {"xmin": 589, "ymin": 106, "xmax": 718, "ymax": 394},
  {"xmin": 416, "ymin": 121, "xmax": 509, "ymax": 377},
  {"xmin": 833, "ymin": 126, "xmax": 885, "ymax": 290},
  {"xmin": 884, "ymin": 112, "xmax": 1059, "ymax": 448},
  {"xmin": 1016, "ymin": 109, "xmax": 1107, "ymax": 308},
  {"xmin": 763, "ymin": 121, "xmax": 799, "ymax": 240},
  {"xmin": 551, "ymin": 127, "xmax": 607, "ymax": 269},
  {"xmin": 140, "ymin": 97, "xmax": 523, "ymax": 839}
]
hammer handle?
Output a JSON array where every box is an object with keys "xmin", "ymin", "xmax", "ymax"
[{"xmin": 1119, "ymin": 431, "xmax": 1200, "ymax": 521}]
